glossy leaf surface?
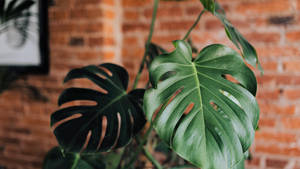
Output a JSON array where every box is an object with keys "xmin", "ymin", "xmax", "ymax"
[
  {"xmin": 144, "ymin": 40, "xmax": 259, "ymax": 169},
  {"xmin": 51, "ymin": 63, "xmax": 146, "ymax": 153},
  {"xmin": 43, "ymin": 147, "xmax": 105, "ymax": 169}
]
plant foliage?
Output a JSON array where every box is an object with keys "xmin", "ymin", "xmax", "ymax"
[
  {"xmin": 144, "ymin": 40, "xmax": 259, "ymax": 169},
  {"xmin": 43, "ymin": 147, "xmax": 105, "ymax": 169},
  {"xmin": 46, "ymin": 0, "xmax": 262, "ymax": 169},
  {"xmin": 51, "ymin": 64, "xmax": 146, "ymax": 153},
  {"xmin": 214, "ymin": 3, "xmax": 263, "ymax": 73}
]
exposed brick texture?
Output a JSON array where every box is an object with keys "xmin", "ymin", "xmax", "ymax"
[
  {"xmin": 0, "ymin": 0, "xmax": 300, "ymax": 169},
  {"xmin": 0, "ymin": 0, "xmax": 120, "ymax": 169}
]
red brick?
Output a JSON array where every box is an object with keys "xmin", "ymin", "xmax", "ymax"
[
  {"xmin": 255, "ymin": 131, "xmax": 296, "ymax": 143},
  {"xmin": 283, "ymin": 89, "xmax": 300, "ymax": 100},
  {"xmin": 257, "ymin": 89, "xmax": 281, "ymax": 100},
  {"xmin": 160, "ymin": 21, "xmax": 197, "ymax": 31},
  {"xmin": 103, "ymin": 9, "xmax": 115, "ymax": 19},
  {"xmin": 123, "ymin": 23, "xmax": 149, "ymax": 32},
  {"xmin": 282, "ymin": 117, "xmax": 300, "ymax": 129},
  {"xmin": 123, "ymin": 37, "xmax": 138, "ymax": 45},
  {"xmin": 124, "ymin": 11, "xmax": 140, "ymax": 20},
  {"xmin": 49, "ymin": 9, "xmax": 69, "ymax": 20},
  {"xmin": 266, "ymin": 158, "xmax": 288, "ymax": 169},
  {"xmin": 205, "ymin": 19, "xmax": 223, "ymax": 30},
  {"xmin": 185, "ymin": 6, "xmax": 202, "ymax": 15},
  {"xmin": 246, "ymin": 156, "xmax": 260, "ymax": 166},
  {"xmin": 245, "ymin": 32, "xmax": 281, "ymax": 44},
  {"xmin": 152, "ymin": 34, "xmax": 181, "ymax": 44},
  {"xmin": 236, "ymin": 0, "xmax": 291, "ymax": 14},
  {"xmin": 88, "ymin": 37, "xmax": 115, "ymax": 47},
  {"xmin": 102, "ymin": 51, "xmax": 116, "ymax": 60},
  {"xmin": 293, "ymin": 161, "xmax": 300, "ymax": 169},
  {"xmin": 144, "ymin": 6, "xmax": 183, "ymax": 18},
  {"xmin": 70, "ymin": 7, "xmax": 102, "ymax": 19},
  {"xmin": 256, "ymin": 144, "xmax": 300, "ymax": 156},
  {"xmin": 122, "ymin": 0, "xmax": 151, "ymax": 7},
  {"xmin": 259, "ymin": 102, "xmax": 295, "ymax": 116},
  {"xmin": 260, "ymin": 61, "xmax": 278, "ymax": 71},
  {"xmin": 283, "ymin": 61, "xmax": 300, "ymax": 72},
  {"xmin": 259, "ymin": 117, "xmax": 276, "ymax": 128},
  {"xmin": 256, "ymin": 46, "xmax": 300, "ymax": 58},
  {"xmin": 286, "ymin": 31, "xmax": 300, "ymax": 42},
  {"xmin": 102, "ymin": 0, "xmax": 115, "ymax": 6}
]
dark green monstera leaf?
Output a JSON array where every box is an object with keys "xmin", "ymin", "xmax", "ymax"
[
  {"xmin": 43, "ymin": 147, "xmax": 105, "ymax": 169},
  {"xmin": 213, "ymin": 2, "xmax": 263, "ymax": 73},
  {"xmin": 51, "ymin": 63, "xmax": 146, "ymax": 153},
  {"xmin": 144, "ymin": 40, "xmax": 259, "ymax": 169}
]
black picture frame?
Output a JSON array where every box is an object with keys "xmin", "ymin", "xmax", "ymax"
[{"xmin": 0, "ymin": 0, "xmax": 49, "ymax": 74}]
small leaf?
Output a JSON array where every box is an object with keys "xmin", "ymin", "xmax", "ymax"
[
  {"xmin": 213, "ymin": 2, "xmax": 263, "ymax": 74},
  {"xmin": 51, "ymin": 63, "xmax": 146, "ymax": 153},
  {"xmin": 147, "ymin": 43, "xmax": 167, "ymax": 62},
  {"xmin": 43, "ymin": 147, "xmax": 105, "ymax": 169},
  {"xmin": 144, "ymin": 40, "xmax": 259, "ymax": 169},
  {"xmin": 199, "ymin": 0, "xmax": 215, "ymax": 13}
]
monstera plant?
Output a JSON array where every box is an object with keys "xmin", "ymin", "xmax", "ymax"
[{"xmin": 44, "ymin": 0, "xmax": 262, "ymax": 169}]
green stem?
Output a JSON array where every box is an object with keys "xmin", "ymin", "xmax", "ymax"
[
  {"xmin": 123, "ymin": 123, "xmax": 154, "ymax": 169},
  {"xmin": 70, "ymin": 154, "xmax": 80, "ymax": 169},
  {"xmin": 182, "ymin": 9, "xmax": 206, "ymax": 41},
  {"xmin": 132, "ymin": 0, "xmax": 159, "ymax": 89},
  {"xmin": 143, "ymin": 147, "xmax": 163, "ymax": 169}
]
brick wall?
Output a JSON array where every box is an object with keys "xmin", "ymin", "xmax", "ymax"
[
  {"xmin": 0, "ymin": 0, "xmax": 299, "ymax": 168},
  {"xmin": 0, "ymin": 0, "xmax": 120, "ymax": 168}
]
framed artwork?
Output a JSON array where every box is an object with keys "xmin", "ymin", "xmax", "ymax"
[{"xmin": 0, "ymin": 0, "xmax": 49, "ymax": 74}]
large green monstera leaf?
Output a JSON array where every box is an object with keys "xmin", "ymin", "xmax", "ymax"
[
  {"xmin": 43, "ymin": 147, "xmax": 105, "ymax": 169},
  {"xmin": 51, "ymin": 63, "xmax": 146, "ymax": 153},
  {"xmin": 144, "ymin": 40, "xmax": 259, "ymax": 169}
]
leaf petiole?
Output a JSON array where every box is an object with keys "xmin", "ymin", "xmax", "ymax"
[{"xmin": 183, "ymin": 9, "xmax": 206, "ymax": 41}]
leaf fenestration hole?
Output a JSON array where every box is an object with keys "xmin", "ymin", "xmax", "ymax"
[
  {"xmin": 60, "ymin": 100, "xmax": 98, "ymax": 109},
  {"xmin": 97, "ymin": 73, "xmax": 108, "ymax": 80},
  {"xmin": 99, "ymin": 66, "xmax": 113, "ymax": 77},
  {"xmin": 97, "ymin": 116, "xmax": 107, "ymax": 150},
  {"xmin": 97, "ymin": 87, "xmax": 108, "ymax": 94},
  {"xmin": 52, "ymin": 114, "xmax": 82, "ymax": 130},
  {"xmin": 152, "ymin": 87, "xmax": 183, "ymax": 122},
  {"xmin": 152, "ymin": 104, "xmax": 163, "ymax": 122},
  {"xmin": 80, "ymin": 130, "xmax": 92, "ymax": 153},
  {"xmin": 160, "ymin": 71, "xmax": 177, "ymax": 81},
  {"xmin": 219, "ymin": 89, "xmax": 241, "ymax": 107},
  {"xmin": 212, "ymin": 102, "xmax": 230, "ymax": 120},
  {"xmin": 111, "ymin": 113, "xmax": 121, "ymax": 149},
  {"xmin": 223, "ymin": 74, "xmax": 239, "ymax": 84},
  {"xmin": 183, "ymin": 103, "xmax": 194, "ymax": 115},
  {"xmin": 210, "ymin": 101, "xmax": 218, "ymax": 111}
]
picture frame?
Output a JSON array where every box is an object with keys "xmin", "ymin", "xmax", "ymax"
[{"xmin": 0, "ymin": 0, "xmax": 49, "ymax": 74}]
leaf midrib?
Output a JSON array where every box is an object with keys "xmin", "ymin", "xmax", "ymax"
[
  {"xmin": 192, "ymin": 62, "xmax": 206, "ymax": 146},
  {"xmin": 68, "ymin": 91, "xmax": 128, "ymax": 151}
]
